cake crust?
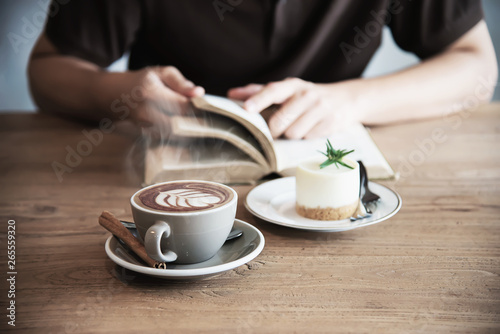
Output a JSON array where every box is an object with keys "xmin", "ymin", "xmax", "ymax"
[{"xmin": 296, "ymin": 200, "xmax": 358, "ymax": 221}]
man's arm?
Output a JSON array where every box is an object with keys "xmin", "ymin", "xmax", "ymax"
[
  {"xmin": 228, "ymin": 20, "xmax": 497, "ymax": 139},
  {"xmin": 28, "ymin": 33, "xmax": 204, "ymax": 125}
]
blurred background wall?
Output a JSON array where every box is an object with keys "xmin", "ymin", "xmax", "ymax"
[{"xmin": 0, "ymin": 0, "xmax": 499, "ymax": 112}]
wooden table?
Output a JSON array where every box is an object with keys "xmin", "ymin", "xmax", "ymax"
[{"xmin": 0, "ymin": 104, "xmax": 499, "ymax": 333}]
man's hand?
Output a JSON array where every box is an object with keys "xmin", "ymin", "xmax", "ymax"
[
  {"xmin": 29, "ymin": 33, "xmax": 205, "ymax": 137},
  {"xmin": 228, "ymin": 78, "xmax": 360, "ymax": 139},
  {"xmin": 228, "ymin": 20, "xmax": 498, "ymax": 138},
  {"xmin": 123, "ymin": 66, "xmax": 204, "ymax": 129}
]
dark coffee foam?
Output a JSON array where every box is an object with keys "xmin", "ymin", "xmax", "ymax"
[{"xmin": 135, "ymin": 182, "xmax": 234, "ymax": 212}]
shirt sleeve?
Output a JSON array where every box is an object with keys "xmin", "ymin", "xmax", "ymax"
[
  {"xmin": 45, "ymin": 0, "xmax": 141, "ymax": 67},
  {"xmin": 388, "ymin": 0, "xmax": 484, "ymax": 59}
]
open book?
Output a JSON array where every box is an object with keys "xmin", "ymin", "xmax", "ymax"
[{"xmin": 144, "ymin": 95, "xmax": 395, "ymax": 184}]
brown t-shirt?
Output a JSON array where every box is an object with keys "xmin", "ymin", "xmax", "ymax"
[{"xmin": 45, "ymin": 0, "xmax": 483, "ymax": 95}]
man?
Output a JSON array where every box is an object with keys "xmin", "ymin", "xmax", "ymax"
[{"xmin": 29, "ymin": 0, "xmax": 497, "ymax": 139}]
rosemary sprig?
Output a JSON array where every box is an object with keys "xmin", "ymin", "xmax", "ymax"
[{"xmin": 318, "ymin": 139, "xmax": 354, "ymax": 169}]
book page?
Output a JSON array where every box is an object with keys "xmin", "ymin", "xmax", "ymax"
[
  {"xmin": 170, "ymin": 114, "xmax": 269, "ymax": 167},
  {"xmin": 200, "ymin": 95, "xmax": 273, "ymax": 142},
  {"xmin": 192, "ymin": 95, "xmax": 278, "ymax": 170},
  {"xmin": 274, "ymin": 123, "xmax": 395, "ymax": 180},
  {"xmin": 144, "ymin": 139, "xmax": 269, "ymax": 185}
]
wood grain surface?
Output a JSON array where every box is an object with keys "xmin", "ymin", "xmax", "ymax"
[{"xmin": 0, "ymin": 105, "xmax": 499, "ymax": 333}]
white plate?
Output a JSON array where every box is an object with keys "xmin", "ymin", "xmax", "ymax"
[
  {"xmin": 105, "ymin": 219, "xmax": 265, "ymax": 280},
  {"xmin": 245, "ymin": 177, "xmax": 401, "ymax": 232}
]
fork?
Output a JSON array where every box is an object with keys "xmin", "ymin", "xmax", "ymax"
[
  {"xmin": 350, "ymin": 161, "xmax": 380, "ymax": 221},
  {"xmin": 358, "ymin": 161, "xmax": 380, "ymax": 206},
  {"xmin": 350, "ymin": 201, "xmax": 372, "ymax": 221}
]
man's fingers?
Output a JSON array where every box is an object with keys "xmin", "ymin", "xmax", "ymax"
[
  {"xmin": 185, "ymin": 85, "xmax": 205, "ymax": 97},
  {"xmin": 156, "ymin": 66, "xmax": 204, "ymax": 97},
  {"xmin": 283, "ymin": 101, "xmax": 326, "ymax": 139},
  {"xmin": 244, "ymin": 78, "xmax": 307, "ymax": 113},
  {"xmin": 268, "ymin": 90, "xmax": 317, "ymax": 138},
  {"xmin": 227, "ymin": 84, "xmax": 264, "ymax": 100},
  {"xmin": 157, "ymin": 66, "xmax": 188, "ymax": 91},
  {"xmin": 144, "ymin": 76, "xmax": 191, "ymax": 116},
  {"xmin": 304, "ymin": 120, "xmax": 335, "ymax": 140},
  {"xmin": 153, "ymin": 91, "xmax": 188, "ymax": 115}
]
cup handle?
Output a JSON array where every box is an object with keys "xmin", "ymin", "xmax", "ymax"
[{"xmin": 144, "ymin": 221, "xmax": 178, "ymax": 262}]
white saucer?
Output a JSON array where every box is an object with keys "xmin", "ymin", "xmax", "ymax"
[
  {"xmin": 245, "ymin": 177, "xmax": 401, "ymax": 232},
  {"xmin": 105, "ymin": 219, "xmax": 265, "ymax": 280}
]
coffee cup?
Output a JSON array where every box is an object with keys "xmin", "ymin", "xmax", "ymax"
[{"xmin": 130, "ymin": 180, "xmax": 237, "ymax": 264}]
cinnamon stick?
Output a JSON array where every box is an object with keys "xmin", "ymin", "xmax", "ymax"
[{"xmin": 99, "ymin": 211, "xmax": 166, "ymax": 269}]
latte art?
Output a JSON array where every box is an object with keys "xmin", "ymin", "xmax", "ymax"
[
  {"xmin": 136, "ymin": 181, "xmax": 234, "ymax": 212},
  {"xmin": 155, "ymin": 189, "xmax": 223, "ymax": 210}
]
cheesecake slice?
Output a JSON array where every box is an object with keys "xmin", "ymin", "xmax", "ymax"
[{"xmin": 296, "ymin": 158, "xmax": 359, "ymax": 220}]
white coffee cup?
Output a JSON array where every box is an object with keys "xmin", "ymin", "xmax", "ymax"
[{"xmin": 130, "ymin": 180, "xmax": 237, "ymax": 264}]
